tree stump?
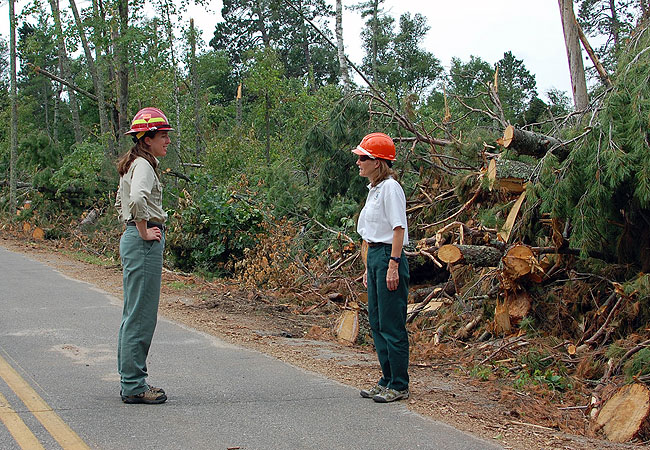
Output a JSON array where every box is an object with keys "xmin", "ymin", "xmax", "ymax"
[
  {"xmin": 334, "ymin": 306, "xmax": 359, "ymax": 345},
  {"xmin": 593, "ymin": 383, "xmax": 650, "ymax": 442}
]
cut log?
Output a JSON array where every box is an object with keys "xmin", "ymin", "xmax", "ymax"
[
  {"xmin": 334, "ymin": 309, "xmax": 359, "ymax": 345},
  {"xmin": 32, "ymin": 227, "xmax": 45, "ymax": 241},
  {"xmin": 438, "ymin": 244, "xmax": 502, "ymax": 267},
  {"xmin": 498, "ymin": 125, "xmax": 564, "ymax": 159},
  {"xmin": 502, "ymin": 244, "xmax": 536, "ymax": 279},
  {"xmin": 407, "ymin": 300, "xmax": 443, "ymax": 317},
  {"xmin": 593, "ymin": 383, "xmax": 650, "ymax": 442}
]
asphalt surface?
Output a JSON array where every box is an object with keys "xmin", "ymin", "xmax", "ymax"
[{"xmin": 0, "ymin": 245, "xmax": 502, "ymax": 449}]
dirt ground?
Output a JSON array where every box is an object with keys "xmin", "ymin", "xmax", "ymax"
[{"xmin": 0, "ymin": 233, "xmax": 643, "ymax": 450}]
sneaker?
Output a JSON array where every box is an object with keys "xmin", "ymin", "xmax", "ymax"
[
  {"xmin": 360, "ymin": 384, "xmax": 386, "ymax": 398},
  {"xmin": 372, "ymin": 388, "xmax": 409, "ymax": 403},
  {"xmin": 121, "ymin": 386, "xmax": 167, "ymax": 404}
]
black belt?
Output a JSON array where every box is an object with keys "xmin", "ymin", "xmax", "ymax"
[
  {"xmin": 126, "ymin": 221, "xmax": 166, "ymax": 231},
  {"xmin": 367, "ymin": 242, "xmax": 390, "ymax": 247}
]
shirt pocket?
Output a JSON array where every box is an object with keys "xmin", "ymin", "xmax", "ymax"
[{"xmin": 365, "ymin": 197, "xmax": 381, "ymax": 223}]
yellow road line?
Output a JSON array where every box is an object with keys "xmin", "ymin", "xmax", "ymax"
[
  {"xmin": 0, "ymin": 390, "xmax": 45, "ymax": 450},
  {"xmin": 0, "ymin": 354, "xmax": 90, "ymax": 449}
]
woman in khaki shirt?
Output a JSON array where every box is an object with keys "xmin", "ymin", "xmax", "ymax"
[{"xmin": 114, "ymin": 107, "xmax": 172, "ymax": 404}]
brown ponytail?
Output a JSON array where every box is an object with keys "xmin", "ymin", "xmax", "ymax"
[{"xmin": 116, "ymin": 131, "xmax": 159, "ymax": 176}]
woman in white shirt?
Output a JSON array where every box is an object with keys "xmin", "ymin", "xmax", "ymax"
[
  {"xmin": 353, "ymin": 132, "xmax": 410, "ymax": 403},
  {"xmin": 115, "ymin": 107, "xmax": 173, "ymax": 404}
]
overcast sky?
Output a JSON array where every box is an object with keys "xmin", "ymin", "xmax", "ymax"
[{"xmin": 1, "ymin": 0, "xmax": 575, "ymax": 100}]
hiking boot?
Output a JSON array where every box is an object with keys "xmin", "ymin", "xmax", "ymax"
[
  {"xmin": 360, "ymin": 384, "xmax": 386, "ymax": 398},
  {"xmin": 121, "ymin": 386, "xmax": 167, "ymax": 404},
  {"xmin": 372, "ymin": 388, "xmax": 409, "ymax": 403}
]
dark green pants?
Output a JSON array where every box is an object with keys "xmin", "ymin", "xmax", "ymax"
[
  {"xmin": 366, "ymin": 244, "xmax": 410, "ymax": 391},
  {"xmin": 117, "ymin": 226, "xmax": 164, "ymax": 396}
]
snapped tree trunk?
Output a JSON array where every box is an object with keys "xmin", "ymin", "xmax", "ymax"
[
  {"xmin": 48, "ymin": 0, "xmax": 83, "ymax": 143},
  {"xmin": 558, "ymin": 0, "xmax": 589, "ymax": 110},
  {"xmin": 163, "ymin": 3, "xmax": 181, "ymax": 169}
]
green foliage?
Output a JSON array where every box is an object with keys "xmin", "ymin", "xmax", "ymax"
[
  {"xmin": 50, "ymin": 141, "xmax": 114, "ymax": 207},
  {"xmin": 166, "ymin": 174, "xmax": 265, "ymax": 274},
  {"xmin": 540, "ymin": 23, "xmax": 650, "ymax": 267},
  {"xmin": 469, "ymin": 365, "xmax": 491, "ymax": 381},
  {"xmin": 624, "ymin": 348, "xmax": 650, "ymax": 381}
]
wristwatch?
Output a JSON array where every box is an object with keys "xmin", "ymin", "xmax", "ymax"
[{"xmin": 389, "ymin": 256, "xmax": 401, "ymax": 264}]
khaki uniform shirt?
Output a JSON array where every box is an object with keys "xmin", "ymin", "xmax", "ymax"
[{"xmin": 115, "ymin": 157, "xmax": 167, "ymax": 223}]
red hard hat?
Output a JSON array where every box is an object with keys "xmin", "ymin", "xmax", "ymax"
[
  {"xmin": 351, "ymin": 132, "xmax": 396, "ymax": 161},
  {"xmin": 125, "ymin": 107, "xmax": 174, "ymax": 139}
]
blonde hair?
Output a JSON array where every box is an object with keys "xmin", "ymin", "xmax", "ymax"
[
  {"xmin": 369, "ymin": 160, "xmax": 397, "ymax": 187},
  {"xmin": 116, "ymin": 131, "xmax": 158, "ymax": 176}
]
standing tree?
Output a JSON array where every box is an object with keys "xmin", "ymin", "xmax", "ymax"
[
  {"xmin": 9, "ymin": 0, "xmax": 18, "ymax": 214},
  {"xmin": 558, "ymin": 0, "xmax": 589, "ymax": 110},
  {"xmin": 495, "ymin": 51, "xmax": 538, "ymax": 124},
  {"xmin": 47, "ymin": 0, "xmax": 83, "ymax": 143},
  {"xmin": 335, "ymin": 0, "xmax": 352, "ymax": 91},
  {"xmin": 69, "ymin": 0, "xmax": 114, "ymax": 155}
]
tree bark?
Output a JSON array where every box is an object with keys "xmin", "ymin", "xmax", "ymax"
[
  {"xmin": 437, "ymin": 244, "xmax": 502, "ymax": 267},
  {"xmin": 335, "ymin": 0, "xmax": 352, "ymax": 91},
  {"xmin": 9, "ymin": 0, "xmax": 18, "ymax": 215},
  {"xmin": 558, "ymin": 0, "xmax": 589, "ymax": 110},
  {"xmin": 70, "ymin": 0, "xmax": 114, "ymax": 155},
  {"xmin": 48, "ymin": 0, "xmax": 83, "ymax": 143}
]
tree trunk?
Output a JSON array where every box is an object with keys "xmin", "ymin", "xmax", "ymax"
[
  {"xmin": 558, "ymin": 0, "xmax": 589, "ymax": 110},
  {"xmin": 9, "ymin": 0, "xmax": 18, "ymax": 215},
  {"xmin": 48, "ymin": 0, "xmax": 83, "ymax": 143},
  {"xmin": 265, "ymin": 91, "xmax": 271, "ymax": 164},
  {"xmin": 371, "ymin": 0, "xmax": 378, "ymax": 81},
  {"xmin": 499, "ymin": 125, "xmax": 566, "ymax": 159},
  {"xmin": 163, "ymin": 4, "xmax": 181, "ymax": 169},
  {"xmin": 70, "ymin": 0, "xmax": 114, "ymax": 155},
  {"xmin": 116, "ymin": 0, "xmax": 130, "ymax": 151},
  {"xmin": 437, "ymin": 244, "xmax": 502, "ymax": 267},
  {"xmin": 335, "ymin": 0, "xmax": 352, "ymax": 91},
  {"xmin": 189, "ymin": 19, "xmax": 203, "ymax": 158}
]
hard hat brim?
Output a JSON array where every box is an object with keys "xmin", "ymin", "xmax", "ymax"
[{"xmin": 351, "ymin": 146, "xmax": 375, "ymax": 158}]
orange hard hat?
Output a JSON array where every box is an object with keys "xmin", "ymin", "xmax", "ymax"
[
  {"xmin": 125, "ymin": 107, "xmax": 174, "ymax": 140},
  {"xmin": 351, "ymin": 132, "xmax": 396, "ymax": 161}
]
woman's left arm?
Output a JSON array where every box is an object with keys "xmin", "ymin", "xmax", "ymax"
[{"xmin": 386, "ymin": 227, "xmax": 405, "ymax": 291}]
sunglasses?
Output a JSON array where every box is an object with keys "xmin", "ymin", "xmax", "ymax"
[{"xmin": 358, "ymin": 155, "xmax": 375, "ymax": 162}]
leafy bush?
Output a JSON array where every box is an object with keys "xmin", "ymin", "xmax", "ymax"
[{"xmin": 166, "ymin": 175, "xmax": 265, "ymax": 274}]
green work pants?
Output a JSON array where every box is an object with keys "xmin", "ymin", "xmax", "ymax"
[
  {"xmin": 366, "ymin": 244, "xmax": 410, "ymax": 391},
  {"xmin": 117, "ymin": 226, "xmax": 164, "ymax": 396}
]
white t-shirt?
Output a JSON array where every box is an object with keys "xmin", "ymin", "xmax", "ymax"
[{"xmin": 357, "ymin": 177, "xmax": 409, "ymax": 245}]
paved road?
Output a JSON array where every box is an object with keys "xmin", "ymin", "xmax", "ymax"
[{"xmin": 0, "ymin": 245, "xmax": 502, "ymax": 449}]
